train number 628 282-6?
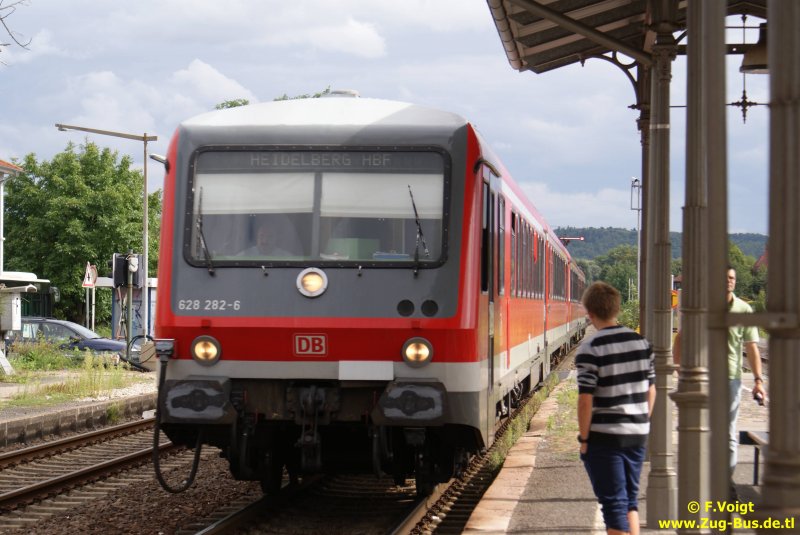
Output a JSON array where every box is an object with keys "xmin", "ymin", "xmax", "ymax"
[{"xmin": 177, "ymin": 299, "xmax": 241, "ymax": 311}]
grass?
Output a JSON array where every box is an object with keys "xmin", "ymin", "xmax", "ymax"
[
  {"xmin": 545, "ymin": 380, "xmax": 581, "ymax": 460},
  {"xmin": 484, "ymin": 376, "xmax": 581, "ymax": 472},
  {"xmin": 106, "ymin": 402, "xmax": 123, "ymax": 424},
  {"xmin": 486, "ymin": 372, "xmax": 561, "ymax": 471},
  {"xmin": 0, "ymin": 340, "xmax": 149, "ymax": 410}
]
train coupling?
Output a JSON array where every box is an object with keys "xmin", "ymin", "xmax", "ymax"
[
  {"xmin": 287, "ymin": 385, "xmax": 340, "ymax": 472},
  {"xmin": 371, "ymin": 381, "xmax": 447, "ymax": 425},
  {"xmin": 160, "ymin": 377, "xmax": 237, "ymax": 424}
]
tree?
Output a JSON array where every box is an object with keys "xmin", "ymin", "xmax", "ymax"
[
  {"xmin": 728, "ymin": 243, "xmax": 758, "ymax": 301},
  {"xmin": 576, "ymin": 258, "xmax": 600, "ymax": 284},
  {"xmin": 5, "ymin": 142, "xmax": 161, "ymax": 324},
  {"xmin": 215, "ymin": 98, "xmax": 250, "ymax": 110},
  {"xmin": 593, "ymin": 244, "xmax": 638, "ymax": 302},
  {"xmin": 273, "ymin": 86, "xmax": 331, "ymax": 101},
  {"xmin": 0, "ymin": 0, "xmax": 31, "ymax": 59},
  {"xmin": 214, "ymin": 86, "xmax": 332, "ymax": 110},
  {"xmin": 671, "ymin": 257, "xmax": 682, "ymax": 277}
]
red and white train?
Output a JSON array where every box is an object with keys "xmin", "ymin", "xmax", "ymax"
[{"xmin": 153, "ymin": 95, "xmax": 587, "ymax": 495}]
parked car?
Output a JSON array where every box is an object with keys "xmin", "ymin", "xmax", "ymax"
[{"xmin": 4, "ymin": 317, "xmax": 128, "ymax": 358}]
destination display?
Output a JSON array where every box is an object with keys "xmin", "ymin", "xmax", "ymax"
[{"xmin": 196, "ymin": 150, "xmax": 445, "ymax": 173}]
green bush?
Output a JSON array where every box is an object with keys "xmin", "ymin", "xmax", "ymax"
[
  {"xmin": 7, "ymin": 340, "xmax": 77, "ymax": 371},
  {"xmin": 93, "ymin": 324, "xmax": 113, "ymax": 338},
  {"xmin": 2, "ymin": 346, "xmax": 144, "ymax": 407},
  {"xmin": 618, "ymin": 300, "xmax": 640, "ymax": 331}
]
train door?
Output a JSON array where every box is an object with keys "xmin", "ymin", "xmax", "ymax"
[
  {"xmin": 498, "ymin": 197, "xmax": 508, "ymax": 378},
  {"xmin": 481, "ymin": 181, "xmax": 495, "ymax": 391}
]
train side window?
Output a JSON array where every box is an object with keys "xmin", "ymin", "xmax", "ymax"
[
  {"xmin": 536, "ymin": 235, "xmax": 540, "ymax": 298},
  {"xmin": 535, "ymin": 233, "xmax": 543, "ymax": 298},
  {"xmin": 527, "ymin": 224, "xmax": 533, "ymax": 299},
  {"xmin": 481, "ymin": 182, "xmax": 490, "ymax": 293},
  {"xmin": 519, "ymin": 218, "xmax": 523, "ymax": 298},
  {"xmin": 526, "ymin": 224, "xmax": 532, "ymax": 298},
  {"xmin": 519, "ymin": 220, "xmax": 529, "ymax": 299},
  {"xmin": 531, "ymin": 227, "xmax": 536, "ymax": 298},
  {"xmin": 553, "ymin": 253, "xmax": 558, "ymax": 300},
  {"xmin": 497, "ymin": 196, "xmax": 505, "ymax": 296},
  {"xmin": 518, "ymin": 223, "xmax": 524, "ymax": 298},
  {"xmin": 540, "ymin": 236, "xmax": 546, "ymax": 298},
  {"xmin": 510, "ymin": 212, "xmax": 517, "ymax": 296},
  {"xmin": 549, "ymin": 245, "xmax": 554, "ymax": 298}
]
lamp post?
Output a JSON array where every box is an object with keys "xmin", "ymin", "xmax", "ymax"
[
  {"xmin": 55, "ymin": 123, "xmax": 157, "ymax": 339},
  {"xmin": 630, "ymin": 177, "xmax": 642, "ymax": 300}
]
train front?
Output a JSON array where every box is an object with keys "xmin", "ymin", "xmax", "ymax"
[{"xmin": 154, "ymin": 98, "xmax": 483, "ymax": 494}]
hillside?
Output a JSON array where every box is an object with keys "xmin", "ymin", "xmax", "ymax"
[{"xmin": 555, "ymin": 227, "xmax": 767, "ymax": 260}]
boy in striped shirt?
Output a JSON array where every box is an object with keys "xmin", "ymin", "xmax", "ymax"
[{"xmin": 576, "ymin": 281, "xmax": 656, "ymax": 535}]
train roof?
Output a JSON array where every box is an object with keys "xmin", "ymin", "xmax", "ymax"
[
  {"xmin": 178, "ymin": 96, "xmax": 579, "ymax": 270},
  {"xmin": 181, "ymin": 97, "xmax": 469, "ymax": 131}
]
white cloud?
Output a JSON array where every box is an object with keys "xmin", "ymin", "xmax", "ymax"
[
  {"xmin": 263, "ymin": 17, "xmax": 386, "ymax": 58},
  {"xmin": 49, "ymin": 60, "xmax": 257, "ymax": 137},
  {"xmin": 171, "ymin": 60, "xmax": 258, "ymax": 106},
  {"xmin": 58, "ymin": 71, "xmax": 159, "ymax": 135},
  {"xmin": 519, "ymin": 182, "xmax": 633, "ymax": 230},
  {"xmin": 30, "ymin": 59, "xmax": 258, "ymax": 187},
  {"xmin": 1, "ymin": 29, "xmax": 65, "ymax": 66},
  {"xmin": 374, "ymin": 0, "xmax": 490, "ymax": 32}
]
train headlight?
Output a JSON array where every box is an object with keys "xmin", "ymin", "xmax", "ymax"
[
  {"xmin": 297, "ymin": 267, "xmax": 328, "ymax": 298},
  {"xmin": 402, "ymin": 337, "xmax": 433, "ymax": 367},
  {"xmin": 191, "ymin": 335, "xmax": 221, "ymax": 366}
]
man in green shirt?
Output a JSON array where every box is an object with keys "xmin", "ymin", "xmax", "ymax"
[
  {"xmin": 726, "ymin": 267, "xmax": 765, "ymax": 472},
  {"xmin": 673, "ymin": 268, "xmax": 766, "ymax": 485}
]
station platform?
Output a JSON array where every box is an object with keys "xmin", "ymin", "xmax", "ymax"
[
  {"xmin": 0, "ymin": 375, "xmax": 156, "ymax": 447},
  {"xmin": 465, "ymin": 370, "xmax": 772, "ymax": 534}
]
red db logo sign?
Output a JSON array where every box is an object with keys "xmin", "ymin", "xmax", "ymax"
[{"xmin": 294, "ymin": 334, "xmax": 327, "ymax": 356}]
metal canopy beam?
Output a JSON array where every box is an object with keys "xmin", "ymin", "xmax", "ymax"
[{"xmin": 507, "ymin": 0, "xmax": 653, "ymax": 67}]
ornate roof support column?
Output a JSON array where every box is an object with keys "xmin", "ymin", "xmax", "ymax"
[
  {"xmin": 759, "ymin": 1, "xmax": 800, "ymax": 529},
  {"xmin": 701, "ymin": 0, "xmax": 732, "ymax": 518},
  {"xmin": 644, "ymin": 0, "xmax": 679, "ymax": 526},
  {"xmin": 670, "ymin": 0, "xmax": 713, "ymax": 531}
]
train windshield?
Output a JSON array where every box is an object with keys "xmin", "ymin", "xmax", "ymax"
[{"xmin": 187, "ymin": 150, "xmax": 447, "ymax": 266}]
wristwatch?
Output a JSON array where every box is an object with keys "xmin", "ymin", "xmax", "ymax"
[
  {"xmin": 577, "ymin": 434, "xmax": 589, "ymax": 444},
  {"xmin": 754, "ymin": 376, "xmax": 764, "ymax": 384}
]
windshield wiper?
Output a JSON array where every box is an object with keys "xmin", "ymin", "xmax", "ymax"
[
  {"xmin": 195, "ymin": 187, "xmax": 216, "ymax": 276},
  {"xmin": 408, "ymin": 185, "xmax": 430, "ymax": 276}
]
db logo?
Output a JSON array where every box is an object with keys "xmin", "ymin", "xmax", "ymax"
[{"xmin": 294, "ymin": 334, "xmax": 328, "ymax": 356}]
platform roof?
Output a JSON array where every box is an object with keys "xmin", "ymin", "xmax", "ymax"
[{"xmin": 488, "ymin": 0, "xmax": 766, "ymax": 74}]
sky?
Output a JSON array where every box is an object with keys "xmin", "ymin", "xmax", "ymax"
[{"xmin": 0, "ymin": 0, "xmax": 770, "ymax": 235}]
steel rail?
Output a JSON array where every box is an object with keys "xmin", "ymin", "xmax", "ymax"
[
  {"xmin": 0, "ymin": 417, "xmax": 155, "ymax": 469},
  {"xmin": 0, "ymin": 441, "xmax": 176, "ymax": 511}
]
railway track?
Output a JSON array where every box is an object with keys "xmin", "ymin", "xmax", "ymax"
[
  {"xmin": 174, "ymin": 473, "xmax": 428, "ymax": 535},
  {"xmin": 0, "ymin": 418, "xmax": 155, "ymax": 470},
  {"xmin": 0, "ymin": 418, "xmax": 180, "ymax": 530},
  {"xmin": 0, "ymin": 418, "xmax": 427, "ymax": 534}
]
